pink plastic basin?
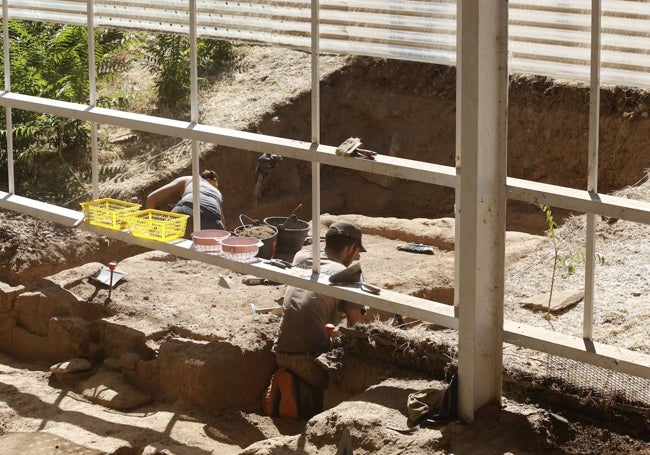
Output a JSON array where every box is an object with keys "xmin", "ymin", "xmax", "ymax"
[
  {"xmin": 220, "ymin": 236, "xmax": 264, "ymax": 261},
  {"xmin": 191, "ymin": 229, "xmax": 231, "ymax": 254}
]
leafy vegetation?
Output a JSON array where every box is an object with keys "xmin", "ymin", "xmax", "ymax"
[
  {"xmin": 0, "ymin": 21, "xmax": 135, "ymax": 202},
  {"xmin": 540, "ymin": 204, "xmax": 605, "ymax": 319},
  {"xmin": 145, "ymin": 34, "xmax": 233, "ymax": 109},
  {"xmin": 0, "ymin": 21, "xmax": 233, "ymax": 203}
]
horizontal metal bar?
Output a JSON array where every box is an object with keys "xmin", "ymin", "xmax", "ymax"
[
  {"xmin": 80, "ymin": 221, "xmax": 458, "ymax": 328},
  {"xmin": 504, "ymin": 321, "xmax": 650, "ymax": 380},
  {"xmin": 0, "ymin": 191, "xmax": 85, "ymax": 227},
  {"xmin": 507, "ymin": 177, "xmax": 650, "ymax": 225},
  {"xmin": 74, "ymin": 221, "xmax": 650, "ymax": 379},
  {"xmin": 1, "ymin": 185, "xmax": 645, "ymax": 380},
  {"xmin": 0, "ymin": 91, "xmax": 457, "ymax": 188},
  {"xmin": 1, "ymin": 187, "xmax": 647, "ymax": 379},
  {"xmin": 2, "ymin": 91, "xmax": 648, "ymax": 226}
]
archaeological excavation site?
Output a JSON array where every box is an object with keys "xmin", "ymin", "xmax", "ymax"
[
  {"xmin": 1, "ymin": 2, "xmax": 650, "ymax": 454},
  {"xmin": 1, "ymin": 48, "xmax": 649, "ymax": 453}
]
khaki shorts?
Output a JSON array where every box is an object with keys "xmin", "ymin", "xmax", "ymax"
[{"xmin": 275, "ymin": 351, "xmax": 328, "ymax": 390}]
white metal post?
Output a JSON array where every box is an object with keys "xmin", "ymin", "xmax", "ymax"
[
  {"xmin": 3, "ymin": 0, "xmax": 14, "ymax": 194},
  {"xmin": 456, "ymin": 0, "xmax": 509, "ymax": 422},
  {"xmin": 584, "ymin": 0, "xmax": 601, "ymax": 340},
  {"xmin": 190, "ymin": 0, "xmax": 201, "ymax": 234},
  {"xmin": 311, "ymin": 0, "xmax": 321, "ymax": 272},
  {"xmin": 87, "ymin": 0, "xmax": 99, "ymax": 199}
]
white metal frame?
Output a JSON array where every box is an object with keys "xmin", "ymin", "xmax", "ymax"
[
  {"xmin": 1, "ymin": 0, "xmax": 650, "ymax": 422},
  {"xmin": 455, "ymin": 0, "xmax": 509, "ymax": 418}
]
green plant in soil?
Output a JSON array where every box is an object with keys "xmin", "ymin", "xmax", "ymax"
[{"xmin": 540, "ymin": 204, "xmax": 605, "ymax": 320}]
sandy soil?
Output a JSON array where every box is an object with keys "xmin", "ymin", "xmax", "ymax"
[
  {"xmin": 1, "ymin": 209, "xmax": 649, "ymax": 454},
  {"xmin": 1, "ymin": 45, "xmax": 649, "ymax": 454}
]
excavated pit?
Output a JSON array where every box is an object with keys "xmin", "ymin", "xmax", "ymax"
[{"xmin": 1, "ymin": 57, "xmax": 650, "ymax": 453}]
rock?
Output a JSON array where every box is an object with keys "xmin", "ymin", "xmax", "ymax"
[
  {"xmin": 9, "ymin": 316, "xmax": 88, "ymax": 362},
  {"xmin": 103, "ymin": 357, "xmax": 121, "ymax": 370},
  {"xmin": 50, "ymin": 357, "xmax": 96, "ymax": 385},
  {"xmin": 156, "ymin": 338, "xmax": 276, "ymax": 411},
  {"xmin": 42, "ymin": 263, "xmax": 104, "ymax": 289},
  {"xmin": 520, "ymin": 289, "xmax": 584, "ymax": 313},
  {"xmin": 119, "ymin": 352, "xmax": 140, "ymax": 370},
  {"xmin": 14, "ymin": 290, "xmax": 72, "ymax": 336},
  {"xmin": 218, "ymin": 274, "xmax": 230, "ymax": 288},
  {"xmin": 50, "ymin": 358, "xmax": 92, "ymax": 374},
  {"xmin": 0, "ymin": 282, "xmax": 24, "ymax": 309},
  {"xmin": 79, "ymin": 369, "xmax": 152, "ymax": 410},
  {"xmin": 93, "ymin": 320, "xmax": 154, "ymax": 360}
]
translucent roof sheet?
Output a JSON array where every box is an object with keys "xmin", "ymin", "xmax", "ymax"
[{"xmin": 5, "ymin": 0, "xmax": 650, "ymax": 88}]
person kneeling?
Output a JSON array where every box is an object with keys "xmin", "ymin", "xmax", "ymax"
[{"xmin": 264, "ymin": 220, "xmax": 368, "ymax": 418}]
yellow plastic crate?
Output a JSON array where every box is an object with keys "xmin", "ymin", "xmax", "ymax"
[
  {"xmin": 125, "ymin": 209, "xmax": 189, "ymax": 242},
  {"xmin": 80, "ymin": 198, "xmax": 141, "ymax": 230}
]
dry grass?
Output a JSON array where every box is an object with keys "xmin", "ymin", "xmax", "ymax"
[
  {"xmin": 505, "ymin": 171, "xmax": 650, "ymax": 355},
  {"xmin": 92, "ymin": 45, "xmax": 349, "ymax": 203}
]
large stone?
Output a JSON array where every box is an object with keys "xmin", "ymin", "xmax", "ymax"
[
  {"xmin": 520, "ymin": 289, "xmax": 584, "ymax": 313},
  {"xmin": 78, "ymin": 369, "xmax": 152, "ymax": 410},
  {"xmin": 50, "ymin": 357, "xmax": 93, "ymax": 374},
  {"xmin": 93, "ymin": 320, "xmax": 153, "ymax": 360},
  {"xmin": 33, "ymin": 281, "xmax": 100, "ymax": 320},
  {"xmin": 14, "ymin": 284, "xmax": 81, "ymax": 336},
  {"xmin": 50, "ymin": 358, "xmax": 95, "ymax": 385},
  {"xmin": 9, "ymin": 317, "xmax": 88, "ymax": 362},
  {"xmin": 118, "ymin": 352, "xmax": 140, "ymax": 370},
  {"xmin": 0, "ymin": 282, "xmax": 24, "ymax": 326},
  {"xmin": 41, "ymin": 262, "xmax": 104, "ymax": 289},
  {"xmin": 15, "ymin": 291, "xmax": 64, "ymax": 336},
  {"xmin": 0, "ymin": 319, "xmax": 16, "ymax": 352},
  {"xmin": 156, "ymin": 338, "xmax": 276, "ymax": 410}
]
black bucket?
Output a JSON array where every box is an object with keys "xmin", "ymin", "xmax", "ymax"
[
  {"xmin": 263, "ymin": 215, "xmax": 310, "ymax": 257},
  {"xmin": 234, "ymin": 216, "xmax": 278, "ymax": 259}
]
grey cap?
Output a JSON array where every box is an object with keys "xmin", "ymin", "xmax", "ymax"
[{"xmin": 325, "ymin": 221, "xmax": 366, "ymax": 252}]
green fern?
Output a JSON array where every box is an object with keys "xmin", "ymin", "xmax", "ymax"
[{"xmin": 0, "ymin": 20, "xmax": 136, "ymax": 204}]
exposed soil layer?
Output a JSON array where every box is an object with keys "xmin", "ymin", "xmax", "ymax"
[
  {"xmin": 202, "ymin": 58, "xmax": 650, "ymax": 236},
  {"xmin": 1, "ymin": 47, "xmax": 649, "ymax": 454}
]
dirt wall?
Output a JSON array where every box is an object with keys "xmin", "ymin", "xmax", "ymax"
[{"xmin": 202, "ymin": 58, "xmax": 650, "ymax": 235}]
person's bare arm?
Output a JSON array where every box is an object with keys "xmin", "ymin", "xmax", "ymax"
[
  {"xmin": 146, "ymin": 176, "xmax": 190, "ymax": 209},
  {"xmin": 345, "ymin": 307, "xmax": 365, "ymax": 327},
  {"xmin": 220, "ymin": 204, "xmax": 227, "ymax": 230}
]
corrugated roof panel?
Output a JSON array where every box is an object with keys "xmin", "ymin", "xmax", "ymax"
[{"xmin": 4, "ymin": 0, "xmax": 650, "ymax": 88}]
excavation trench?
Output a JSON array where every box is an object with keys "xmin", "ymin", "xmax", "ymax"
[
  {"xmin": 1, "ymin": 57, "xmax": 649, "ymax": 453},
  {"xmin": 0, "ymin": 248, "xmax": 459, "ymax": 414}
]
